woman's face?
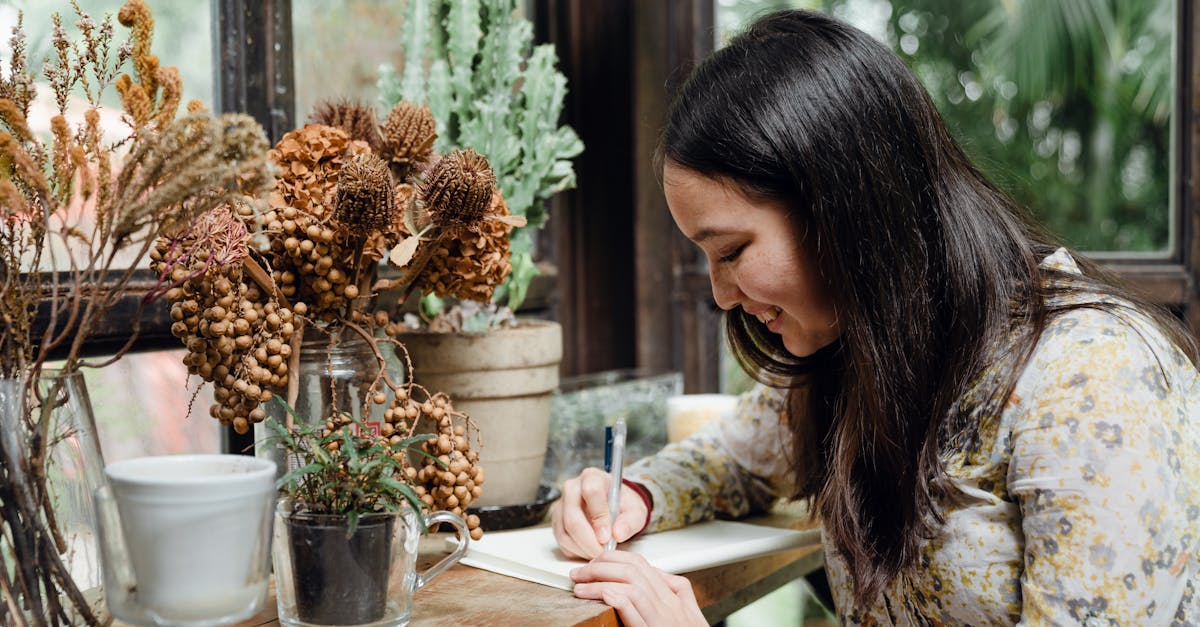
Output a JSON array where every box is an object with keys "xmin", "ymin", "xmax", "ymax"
[{"xmin": 663, "ymin": 163, "xmax": 840, "ymax": 358}]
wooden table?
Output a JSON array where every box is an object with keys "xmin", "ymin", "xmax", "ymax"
[{"xmin": 233, "ymin": 504, "xmax": 822, "ymax": 626}]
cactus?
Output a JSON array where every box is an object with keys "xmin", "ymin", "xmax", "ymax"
[{"xmin": 378, "ymin": 0, "xmax": 583, "ymax": 312}]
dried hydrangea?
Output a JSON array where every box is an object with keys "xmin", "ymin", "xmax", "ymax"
[{"xmin": 409, "ymin": 190, "xmax": 516, "ymax": 303}]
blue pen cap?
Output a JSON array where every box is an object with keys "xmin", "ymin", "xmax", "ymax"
[{"xmin": 603, "ymin": 425, "xmax": 613, "ymax": 472}]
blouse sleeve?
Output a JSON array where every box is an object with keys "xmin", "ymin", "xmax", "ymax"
[
  {"xmin": 624, "ymin": 383, "xmax": 800, "ymax": 533},
  {"xmin": 1007, "ymin": 308, "xmax": 1198, "ymax": 625}
]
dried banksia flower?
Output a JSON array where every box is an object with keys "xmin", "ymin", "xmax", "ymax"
[
  {"xmin": 412, "ymin": 191, "xmax": 515, "ymax": 303},
  {"xmin": 381, "ymin": 101, "xmax": 436, "ymax": 178},
  {"xmin": 419, "ymin": 149, "xmax": 496, "ymax": 233},
  {"xmin": 310, "ymin": 99, "xmax": 382, "ymax": 153},
  {"xmin": 335, "ymin": 153, "xmax": 396, "ymax": 234}
]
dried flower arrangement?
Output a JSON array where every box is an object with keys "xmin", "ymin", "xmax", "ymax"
[
  {"xmin": 377, "ymin": 0, "xmax": 583, "ymax": 330},
  {"xmin": 152, "ymin": 95, "xmax": 525, "ymax": 541},
  {"xmin": 0, "ymin": 1, "xmax": 273, "ymax": 624}
]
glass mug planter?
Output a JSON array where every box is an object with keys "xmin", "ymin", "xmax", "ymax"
[
  {"xmin": 95, "ymin": 454, "xmax": 277, "ymax": 626},
  {"xmin": 273, "ymin": 498, "xmax": 470, "ymax": 627}
]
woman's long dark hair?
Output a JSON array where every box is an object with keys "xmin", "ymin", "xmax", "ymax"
[{"xmin": 659, "ymin": 9, "xmax": 1197, "ymax": 606}]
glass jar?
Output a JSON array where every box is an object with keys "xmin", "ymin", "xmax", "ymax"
[
  {"xmin": 257, "ymin": 327, "xmax": 395, "ymax": 475},
  {"xmin": 0, "ymin": 370, "xmax": 108, "ymax": 623}
]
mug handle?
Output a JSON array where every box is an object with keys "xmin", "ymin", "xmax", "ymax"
[{"xmin": 415, "ymin": 510, "xmax": 469, "ymax": 590}]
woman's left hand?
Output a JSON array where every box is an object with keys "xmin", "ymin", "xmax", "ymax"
[{"xmin": 569, "ymin": 551, "xmax": 708, "ymax": 627}]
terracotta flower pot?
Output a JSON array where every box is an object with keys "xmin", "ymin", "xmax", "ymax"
[{"xmin": 396, "ymin": 320, "xmax": 562, "ymax": 507}]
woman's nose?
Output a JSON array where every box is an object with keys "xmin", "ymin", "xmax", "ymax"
[{"xmin": 708, "ymin": 265, "xmax": 741, "ymax": 311}]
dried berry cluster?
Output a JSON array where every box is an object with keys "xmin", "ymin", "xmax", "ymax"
[
  {"xmin": 405, "ymin": 392, "xmax": 486, "ymax": 541},
  {"xmin": 324, "ymin": 388, "xmax": 485, "ymax": 540},
  {"xmin": 151, "ymin": 207, "xmax": 300, "ymax": 434}
]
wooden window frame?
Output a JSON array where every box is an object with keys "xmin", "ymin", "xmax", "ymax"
[
  {"xmin": 603, "ymin": 0, "xmax": 1200, "ymax": 393},
  {"xmin": 1106, "ymin": 0, "xmax": 1200, "ymax": 336}
]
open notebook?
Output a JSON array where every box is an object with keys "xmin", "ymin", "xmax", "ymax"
[{"xmin": 452, "ymin": 520, "xmax": 822, "ymax": 590}]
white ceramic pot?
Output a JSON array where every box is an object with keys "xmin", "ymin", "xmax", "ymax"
[{"xmin": 98, "ymin": 454, "xmax": 276, "ymax": 626}]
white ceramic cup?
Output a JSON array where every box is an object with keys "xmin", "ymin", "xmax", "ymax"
[
  {"xmin": 666, "ymin": 394, "xmax": 739, "ymax": 443},
  {"xmin": 99, "ymin": 454, "xmax": 276, "ymax": 626}
]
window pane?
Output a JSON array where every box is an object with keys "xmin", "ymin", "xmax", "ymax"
[
  {"xmin": 1, "ymin": 0, "xmax": 214, "ymax": 270},
  {"xmin": 715, "ymin": 0, "xmax": 1176, "ymax": 253},
  {"xmin": 291, "ymin": 0, "xmax": 407, "ymax": 124},
  {"xmin": 51, "ymin": 350, "xmax": 221, "ymax": 462}
]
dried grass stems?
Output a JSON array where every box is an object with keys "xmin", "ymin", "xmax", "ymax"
[{"xmin": 0, "ymin": 2, "xmax": 274, "ymax": 625}]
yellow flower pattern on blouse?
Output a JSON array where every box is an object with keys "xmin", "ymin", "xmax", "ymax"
[{"xmin": 625, "ymin": 250, "xmax": 1199, "ymax": 625}]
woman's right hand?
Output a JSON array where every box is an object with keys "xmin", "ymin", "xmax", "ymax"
[{"xmin": 551, "ymin": 467, "xmax": 649, "ymax": 559}]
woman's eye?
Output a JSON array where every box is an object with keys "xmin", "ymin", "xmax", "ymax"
[{"xmin": 717, "ymin": 244, "xmax": 746, "ymax": 263}]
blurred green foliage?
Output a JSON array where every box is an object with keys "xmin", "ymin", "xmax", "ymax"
[{"xmin": 716, "ymin": 0, "xmax": 1174, "ymax": 252}]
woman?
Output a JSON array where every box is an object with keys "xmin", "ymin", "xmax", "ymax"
[{"xmin": 551, "ymin": 9, "xmax": 1199, "ymax": 626}]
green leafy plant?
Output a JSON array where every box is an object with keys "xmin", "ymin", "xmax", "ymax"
[
  {"xmin": 378, "ymin": 0, "xmax": 583, "ymax": 317},
  {"xmin": 265, "ymin": 411, "xmax": 440, "ymax": 535}
]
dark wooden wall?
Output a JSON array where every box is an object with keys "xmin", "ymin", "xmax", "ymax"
[
  {"xmin": 533, "ymin": 0, "xmax": 638, "ymax": 379},
  {"xmin": 533, "ymin": 0, "xmax": 720, "ymax": 392}
]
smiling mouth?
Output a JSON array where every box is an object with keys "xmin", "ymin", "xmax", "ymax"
[{"xmin": 755, "ymin": 307, "xmax": 781, "ymax": 325}]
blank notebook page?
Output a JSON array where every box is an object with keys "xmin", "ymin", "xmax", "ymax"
[{"xmin": 452, "ymin": 519, "xmax": 822, "ymax": 590}]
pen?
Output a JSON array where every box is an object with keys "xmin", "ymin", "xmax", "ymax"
[{"xmin": 604, "ymin": 419, "xmax": 627, "ymax": 552}]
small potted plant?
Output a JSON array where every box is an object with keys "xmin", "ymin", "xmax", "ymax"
[{"xmin": 267, "ymin": 407, "xmax": 471, "ymax": 627}]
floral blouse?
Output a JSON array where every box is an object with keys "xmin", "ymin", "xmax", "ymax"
[{"xmin": 626, "ymin": 250, "xmax": 1199, "ymax": 625}]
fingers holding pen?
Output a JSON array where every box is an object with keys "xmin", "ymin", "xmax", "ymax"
[
  {"xmin": 551, "ymin": 468, "xmax": 608, "ymax": 559},
  {"xmin": 551, "ymin": 467, "xmax": 649, "ymax": 558},
  {"xmin": 579, "ymin": 466, "xmax": 616, "ymax": 544}
]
